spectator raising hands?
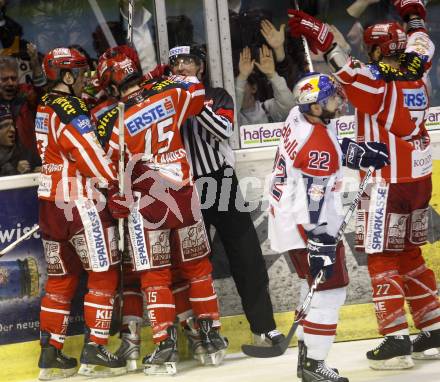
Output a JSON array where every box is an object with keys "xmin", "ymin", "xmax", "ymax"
[
  {"xmin": 260, "ymin": 19, "xmax": 286, "ymax": 63},
  {"xmin": 235, "ymin": 44, "xmax": 295, "ymax": 125},
  {"xmin": 238, "ymin": 46, "xmax": 255, "ymax": 81},
  {"xmin": 255, "ymin": 44, "xmax": 276, "ymax": 79}
]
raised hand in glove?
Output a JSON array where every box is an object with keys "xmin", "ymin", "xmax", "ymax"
[
  {"xmin": 393, "ymin": 0, "xmax": 426, "ymax": 21},
  {"xmin": 107, "ymin": 183, "xmax": 133, "ymax": 219},
  {"xmin": 341, "ymin": 138, "xmax": 390, "ymax": 171},
  {"xmin": 287, "ymin": 9, "xmax": 334, "ymax": 54},
  {"xmin": 306, "ymin": 232, "xmax": 337, "ymax": 279}
]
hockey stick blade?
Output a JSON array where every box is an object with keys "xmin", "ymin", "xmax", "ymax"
[{"xmin": 241, "ymin": 321, "xmax": 299, "ymax": 358}]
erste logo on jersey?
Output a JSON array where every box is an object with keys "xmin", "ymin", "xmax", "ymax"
[
  {"xmin": 35, "ymin": 112, "xmax": 49, "ymax": 133},
  {"xmin": 126, "ymin": 96, "xmax": 176, "ymax": 136},
  {"xmin": 71, "ymin": 114, "xmax": 94, "ymax": 134},
  {"xmin": 403, "ymin": 88, "xmax": 428, "ymax": 110}
]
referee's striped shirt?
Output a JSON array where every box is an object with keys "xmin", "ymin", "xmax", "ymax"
[{"xmin": 182, "ymin": 87, "xmax": 235, "ymax": 177}]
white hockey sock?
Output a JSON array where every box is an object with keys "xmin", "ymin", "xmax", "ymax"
[{"xmin": 304, "ymin": 287, "xmax": 346, "ymax": 360}]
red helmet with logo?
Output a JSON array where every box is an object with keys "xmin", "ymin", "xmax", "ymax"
[
  {"xmin": 364, "ymin": 22, "xmax": 407, "ymax": 57},
  {"xmin": 43, "ymin": 47, "xmax": 89, "ymax": 82},
  {"xmin": 97, "ymin": 47, "xmax": 141, "ymax": 91}
]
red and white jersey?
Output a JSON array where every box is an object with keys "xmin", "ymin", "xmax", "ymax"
[
  {"xmin": 35, "ymin": 92, "xmax": 116, "ymax": 202},
  {"xmin": 334, "ymin": 31, "xmax": 435, "ymax": 183},
  {"xmin": 268, "ymin": 107, "xmax": 344, "ymax": 252},
  {"xmin": 105, "ymin": 75, "xmax": 205, "ymax": 184}
]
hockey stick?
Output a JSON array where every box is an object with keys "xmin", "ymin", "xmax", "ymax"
[
  {"xmin": 242, "ymin": 166, "xmax": 374, "ymax": 358},
  {"xmin": 127, "ymin": 0, "xmax": 134, "ymax": 46},
  {"xmin": 110, "ymin": 102, "xmax": 126, "ymax": 336},
  {"xmin": 117, "ymin": 102, "xmax": 125, "ymax": 253},
  {"xmin": 0, "ymin": 225, "xmax": 39, "ymax": 257}
]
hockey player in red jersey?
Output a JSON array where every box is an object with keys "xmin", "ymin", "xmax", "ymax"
[
  {"xmin": 36, "ymin": 47, "xmax": 127, "ymax": 379},
  {"xmin": 96, "ymin": 49, "xmax": 227, "ymax": 375},
  {"xmin": 288, "ymin": 0, "xmax": 440, "ymax": 370},
  {"xmin": 268, "ymin": 72, "xmax": 389, "ymax": 382}
]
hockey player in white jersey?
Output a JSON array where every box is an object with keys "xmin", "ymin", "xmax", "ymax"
[{"xmin": 268, "ymin": 72, "xmax": 389, "ymax": 382}]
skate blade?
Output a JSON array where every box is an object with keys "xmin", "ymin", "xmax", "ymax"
[
  {"xmin": 194, "ymin": 353, "xmax": 207, "ymax": 365},
  {"xmin": 412, "ymin": 347, "xmax": 440, "ymax": 360},
  {"xmin": 143, "ymin": 362, "xmax": 177, "ymax": 376},
  {"xmin": 204, "ymin": 349, "xmax": 226, "ymax": 366},
  {"xmin": 126, "ymin": 359, "xmax": 140, "ymax": 373},
  {"xmin": 38, "ymin": 367, "xmax": 76, "ymax": 380},
  {"xmin": 78, "ymin": 363, "xmax": 127, "ymax": 377},
  {"xmin": 368, "ymin": 355, "xmax": 414, "ymax": 370}
]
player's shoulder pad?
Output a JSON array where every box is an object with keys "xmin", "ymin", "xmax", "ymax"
[
  {"xmin": 366, "ymin": 63, "xmax": 383, "ymax": 80},
  {"xmin": 47, "ymin": 94, "xmax": 94, "ymax": 134},
  {"xmin": 96, "ymin": 105, "xmax": 119, "ymax": 148},
  {"xmin": 205, "ymin": 87, "xmax": 234, "ymax": 111}
]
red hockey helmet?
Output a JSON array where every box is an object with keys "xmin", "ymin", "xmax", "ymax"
[
  {"xmin": 97, "ymin": 47, "xmax": 141, "ymax": 91},
  {"xmin": 364, "ymin": 22, "xmax": 407, "ymax": 57},
  {"xmin": 43, "ymin": 47, "xmax": 89, "ymax": 82}
]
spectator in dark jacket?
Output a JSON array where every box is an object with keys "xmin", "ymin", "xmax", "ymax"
[
  {"xmin": 0, "ymin": 104, "xmax": 39, "ymax": 176},
  {"xmin": 0, "ymin": 56, "xmax": 41, "ymax": 156}
]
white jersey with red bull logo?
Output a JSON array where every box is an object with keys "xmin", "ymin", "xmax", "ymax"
[{"xmin": 268, "ymin": 107, "xmax": 344, "ymax": 252}]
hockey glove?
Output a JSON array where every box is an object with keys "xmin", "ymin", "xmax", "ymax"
[
  {"xmin": 287, "ymin": 9, "xmax": 334, "ymax": 54},
  {"xmin": 393, "ymin": 0, "xmax": 426, "ymax": 21},
  {"xmin": 341, "ymin": 138, "xmax": 390, "ymax": 171},
  {"xmin": 306, "ymin": 232, "xmax": 337, "ymax": 279},
  {"xmin": 107, "ymin": 183, "xmax": 133, "ymax": 219}
]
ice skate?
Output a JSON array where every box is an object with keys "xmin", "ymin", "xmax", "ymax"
[
  {"xmin": 142, "ymin": 325, "xmax": 179, "ymax": 375},
  {"xmin": 198, "ymin": 317, "xmax": 228, "ymax": 366},
  {"xmin": 184, "ymin": 317, "xmax": 207, "ymax": 364},
  {"xmin": 302, "ymin": 357, "xmax": 348, "ymax": 382},
  {"xmin": 253, "ymin": 329, "xmax": 285, "ymax": 347},
  {"xmin": 38, "ymin": 332, "xmax": 77, "ymax": 380},
  {"xmin": 412, "ymin": 329, "xmax": 440, "ymax": 360},
  {"xmin": 366, "ymin": 335, "xmax": 414, "ymax": 370},
  {"xmin": 297, "ymin": 342, "xmax": 338, "ymax": 381},
  {"xmin": 115, "ymin": 321, "xmax": 141, "ymax": 372},
  {"xmin": 78, "ymin": 329, "xmax": 127, "ymax": 377}
]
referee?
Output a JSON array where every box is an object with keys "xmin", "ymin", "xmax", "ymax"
[{"xmin": 168, "ymin": 44, "xmax": 285, "ymax": 346}]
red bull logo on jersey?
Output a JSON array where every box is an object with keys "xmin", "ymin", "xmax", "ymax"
[
  {"xmin": 403, "ymin": 88, "xmax": 428, "ymax": 110},
  {"xmin": 126, "ymin": 96, "xmax": 176, "ymax": 136}
]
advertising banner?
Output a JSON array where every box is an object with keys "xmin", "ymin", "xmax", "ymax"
[
  {"xmin": 240, "ymin": 122, "xmax": 283, "ymax": 148},
  {"xmin": 239, "ymin": 106, "xmax": 440, "ymax": 149},
  {"xmin": 0, "ymin": 187, "xmax": 85, "ymax": 345}
]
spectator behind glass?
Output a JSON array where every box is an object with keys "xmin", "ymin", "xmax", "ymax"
[
  {"xmin": 235, "ymin": 45, "xmax": 295, "ymax": 125},
  {"xmin": 119, "ymin": 0, "xmax": 157, "ymax": 74},
  {"xmin": 0, "ymin": 0, "xmax": 46, "ymax": 86},
  {"xmin": 167, "ymin": 15, "xmax": 194, "ymax": 48},
  {"xmin": 0, "ymin": 56, "xmax": 41, "ymax": 156},
  {"xmin": 0, "ymin": 104, "xmax": 38, "ymax": 175},
  {"xmin": 431, "ymin": 57, "xmax": 440, "ymax": 107}
]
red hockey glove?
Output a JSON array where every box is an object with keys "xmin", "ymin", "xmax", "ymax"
[
  {"xmin": 393, "ymin": 0, "xmax": 426, "ymax": 21},
  {"xmin": 287, "ymin": 9, "xmax": 334, "ymax": 54},
  {"xmin": 107, "ymin": 183, "xmax": 133, "ymax": 219}
]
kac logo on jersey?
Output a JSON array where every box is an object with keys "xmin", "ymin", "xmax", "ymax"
[
  {"xmin": 71, "ymin": 114, "xmax": 94, "ymax": 134},
  {"xmin": 35, "ymin": 112, "xmax": 49, "ymax": 133},
  {"xmin": 403, "ymin": 88, "xmax": 428, "ymax": 110},
  {"xmin": 126, "ymin": 96, "xmax": 176, "ymax": 136}
]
